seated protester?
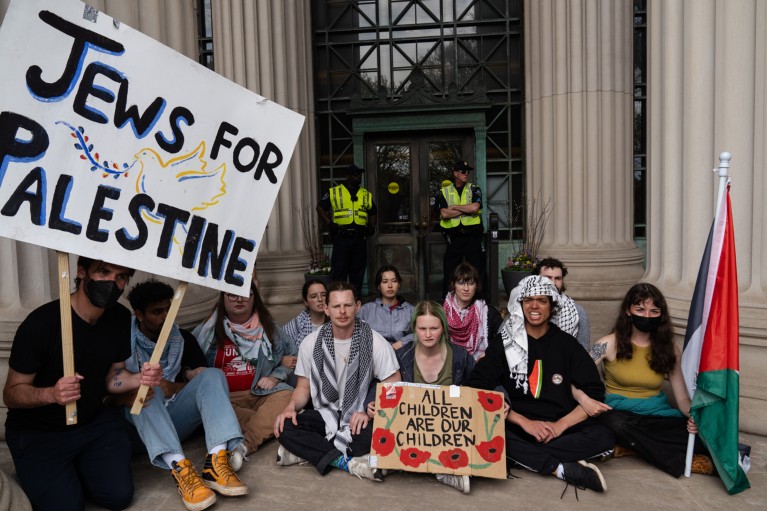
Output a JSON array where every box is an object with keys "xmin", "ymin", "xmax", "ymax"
[
  {"xmin": 576, "ymin": 283, "xmax": 714, "ymax": 477},
  {"xmin": 467, "ymin": 276, "xmax": 615, "ymax": 494},
  {"xmin": 274, "ymin": 281, "xmax": 400, "ymax": 481},
  {"xmin": 359, "ymin": 265, "xmax": 415, "ymax": 349},
  {"xmin": 123, "ymin": 280, "xmax": 247, "ymax": 511},
  {"xmin": 533, "ymin": 257, "xmax": 591, "ymax": 350},
  {"xmin": 3, "ymin": 257, "xmax": 156, "ymax": 511},
  {"xmin": 193, "ymin": 281, "xmax": 293, "ymax": 463},
  {"xmin": 367, "ymin": 300, "xmax": 475, "ymax": 493},
  {"xmin": 283, "ymin": 278, "xmax": 329, "ymax": 350},
  {"xmin": 443, "ymin": 262, "xmax": 502, "ymax": 360}
]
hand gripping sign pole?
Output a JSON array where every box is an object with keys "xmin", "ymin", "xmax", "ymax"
[
  {"xmin": 129, "ymin": 282, "xmax": 188, "ymax": 415},
  {"xmin": 57, "ymin": 252, "xmax": 77, "ymax": 426}
]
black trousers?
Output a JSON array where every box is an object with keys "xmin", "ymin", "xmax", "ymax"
[
  {"xmin": 6, "ymin": 408, "xmax": 134, "ymax": 511},
  {"xmin": 277, "ymin": 409, "xmax": 374, "ymax": 475},
  {"xmin": 505, "ymin": 419, "xmax": 615, "ymax": 475},
  {"xmin": 596, "ymin": 410, "xmax": 708, "ymax": 477},
  {"xmin": 331, "ymin": 236, "xmax": 367, "ymax": 297},
  {"xmin": 442, "ymin": 234, "xmax": 484, "ymax": 298}
]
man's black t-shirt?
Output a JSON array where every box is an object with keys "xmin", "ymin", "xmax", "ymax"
[{"xmin": 6, "ymin": 300, "xmax": 131, "ymax": 431}]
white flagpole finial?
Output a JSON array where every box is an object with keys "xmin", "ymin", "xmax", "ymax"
[{"xmin": 718, "ymin": 152, "xmax": 731, "ymax": 177}]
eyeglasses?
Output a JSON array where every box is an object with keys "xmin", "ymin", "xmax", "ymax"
[
  {"xmin": 455, "ymin": 279, "xmax": 476, "ymax": 286},
  {"xmin": 456, "ymin": 169, "xmax": 471, "ymax": 175},
  {"xmin": 225, "ymin": 290, "xmax": 254, "ymax": 301}
]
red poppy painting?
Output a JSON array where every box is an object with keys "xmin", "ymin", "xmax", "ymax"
[
  {"xmin": 438, "ymin": 448, "xmax": 469, "ymax": 470},
  {"xmin": 399, "ymin": 447, "xmax": 432, "ymax": 468},
  {"xmin": 379, "ymin": 385, "xmax": 404, "ymax": 409},
  {"xmin": 477, "ymin": 390, "xmax": 503, "ymax": 412},
  {"xmin": 371, "ymin": 428, "xmax": 395, "ymax": 456},
  {"xmin": 476, "ymin": 436, "xmax": 504, "ymax": 463}
]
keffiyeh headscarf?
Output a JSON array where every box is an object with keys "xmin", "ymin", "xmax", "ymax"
[{"xmin": 500, "ymin": 275, "xmax": 560, "ymax": 394}]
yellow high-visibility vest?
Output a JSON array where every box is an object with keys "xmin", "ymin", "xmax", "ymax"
[
  {"xmin": 329, "ymin": 185, "xmax": 372, "ymax": 226},
  {"xmin": 439, "ymin": 184, "xmax": 481, "ymax": 229}
]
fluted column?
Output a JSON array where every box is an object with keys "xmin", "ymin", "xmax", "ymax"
[
  {"xmin": 525, "ymin": 0, "xmax": 644, "ymax": 299},
  {"xmin": 646, "ymin": 0, "xmax": 767, "ymax": 435},
  {"xmin": 213, "ymin": 0, "xmax": 316, "ymax": 304}
]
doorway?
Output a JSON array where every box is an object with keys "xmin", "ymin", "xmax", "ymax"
[{"xmin": 365, "ymin": 133, "xmax": 475, "ymax": 302}]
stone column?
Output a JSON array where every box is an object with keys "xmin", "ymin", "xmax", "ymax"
[
  {"xmin": 524, "ymin": 0, "xmax": 645, "ymax": 299},
  {"xmin": 212, "ymin": 0, "xmax": 316, "ymax": 304},
  {"xmin": 646, "ymin": 0, "xmax": 767, "ymax": 435}
]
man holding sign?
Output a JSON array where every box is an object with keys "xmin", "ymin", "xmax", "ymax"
[
  {"xmin": 274, "ymin": 281, "xmax": 400, "ymax": 481},
  {"xmin": 3, "ymin": 257, "xmax": 161, "ymax": 511},
  {"xmin": 468, "ymin": 275, "xmax": 614, "ymax": 494}
]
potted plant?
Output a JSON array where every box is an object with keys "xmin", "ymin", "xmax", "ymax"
[
  {"xmin": 501, "ymin": 191, "xmax": 553, "ymax": 296},
  {"xmin": 298, "ymin": 205, "xmax": 331, "ymax": 284}
]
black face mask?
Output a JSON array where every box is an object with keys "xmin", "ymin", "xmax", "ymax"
[
  {"xmin": 630, "ymin": 314, "xmax": 662, "ymax": 332},
  {"xmin": 85, "ymin": 279, "xmax": 123, "ymax": 309}
]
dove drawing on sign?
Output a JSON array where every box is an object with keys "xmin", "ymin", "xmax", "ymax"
[{"xmin": 134, "ymin": 141, "xmax": 227, "ymax": 221}]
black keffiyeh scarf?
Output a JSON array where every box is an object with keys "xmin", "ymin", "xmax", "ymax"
[{"xmin": 310, "ymin": 317, "xmax": 374, "ymax": 455}]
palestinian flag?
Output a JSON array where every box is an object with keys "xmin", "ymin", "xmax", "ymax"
[{"xmin": 681, "ymin": 184, "xmax": 750, "ymax": 494}]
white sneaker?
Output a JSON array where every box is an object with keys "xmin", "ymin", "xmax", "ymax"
[
  {"xmin": 436, "ymin": 473, "xmax": 470, "ymax": 494},
  {"xmin": 228, "ymin": 442, "xmax": 249, "ymax": 472},
  {"xmin": 276, "ymin": 445, "xmax": 308, "ymax": 466},
  {"xmin": 347, "ymin": 456, "xmax": 384, "ymax": 482}
]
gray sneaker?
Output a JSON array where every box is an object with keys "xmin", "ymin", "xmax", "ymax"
[
  {"xmin": 436, "ymin": 473, "xmax": 470, "ymax": 494},
  {"xmin": 276, "ymin": 445, "xmax": 307, "ymax": 466},
  {"xmin": 347, "ymin": 456, "xmax": 384, "ymax": 482},
  {"xmin": 228, "ymin": 442, "xmax": 249, "ymax": 472}
]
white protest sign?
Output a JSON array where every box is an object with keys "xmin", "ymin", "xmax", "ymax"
[{"xmin": 0, "ymin": 0, "xmax": 304, "ymax": 294}]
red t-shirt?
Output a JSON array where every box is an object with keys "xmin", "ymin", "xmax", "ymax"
[{"xmin": 213, "ymin": 339, "xmax": 256, "ymax": 392}]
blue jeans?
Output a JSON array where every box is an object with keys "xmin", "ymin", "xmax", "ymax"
[{"xmin": 124, "ymin": 368, "xmax": 243, "ymax": 469}]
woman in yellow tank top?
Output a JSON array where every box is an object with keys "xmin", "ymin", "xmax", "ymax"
[{"xmin": 575, "ymin": 283, "xmax": 713, "ymax": 477}]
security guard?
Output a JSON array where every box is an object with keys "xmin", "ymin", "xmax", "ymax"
[
  {"xmin": 317, "ymin": 164, "xmax": 377, "ymax": 296},
  {"xmin": 436, "ymin": 160, "xmax": 484, "ymax": 298}
]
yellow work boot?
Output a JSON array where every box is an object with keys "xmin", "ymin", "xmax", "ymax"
[
  {"xmin": 691, "ymin": 454, "xmax": 715, "ymax": 475},
  {"xmin": 170, "ymin": 458, "xmax": 216, "ymax": 511},
  {"xmin": 202, "ymin": 450, "xmax": 248, "ymax": 496}
]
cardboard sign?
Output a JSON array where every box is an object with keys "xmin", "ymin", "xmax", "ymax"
[
  {"xmin": 370, "ymin": 382, "xmax": 506, "ymax": 479},
  {"xmin": 0, "ymin": 0, "xmax": 304, "ymax": 294}
]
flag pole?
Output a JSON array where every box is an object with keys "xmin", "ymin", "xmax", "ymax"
[{"xmin": 684, "ymin": 151, "xmax": 731, "ymax": 477}]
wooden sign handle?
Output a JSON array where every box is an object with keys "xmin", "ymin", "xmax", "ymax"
[
  {"xmin": 130, "ymin": 282, "xmax": 188, "ymax": 415},
  {"xmin": 57, "ymin": 252, "xmax": 77, "ymax": 426}
]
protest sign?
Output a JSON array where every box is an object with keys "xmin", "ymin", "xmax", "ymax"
[
  {"xmin": 0, "ymin": 0, "xmax": 304, "ymax": 295},
  {"xmin": 370, "ymin": 382, "xmax": 506, "ymax": 479}
]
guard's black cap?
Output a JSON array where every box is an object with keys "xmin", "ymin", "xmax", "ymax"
[
  {"xmin": 346, "ymin": 164, "xmax": 364, "ymax": 175},
  {"xmin": 453, "ymin": 160, "xmax": 474, "ymax": 172}
]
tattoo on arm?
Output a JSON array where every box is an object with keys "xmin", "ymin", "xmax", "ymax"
[{"xmin": 589, "ymin": 343, "xmax": 607, "ymax": 362}]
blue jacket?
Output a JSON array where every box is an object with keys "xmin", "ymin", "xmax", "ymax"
[{"xmin": 396, "ymin": 342, "xmax": 475, "ymax": 385}]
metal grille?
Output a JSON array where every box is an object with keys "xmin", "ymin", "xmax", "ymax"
[
  {"xmin": 633, "ymin": 0, "xmax": 647, "ymax": 239},
  {"xmin": 197, "ymin": 0, "xmax": 214, "ymax": 70},
  {"xmin": 313, "ymin": 0, "xmax": 525, "ymax": 237}
]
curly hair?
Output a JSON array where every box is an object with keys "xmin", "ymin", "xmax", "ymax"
[
  {"xmin": 214, "ymin": 281, "xmax": 276, "ymax": 349},
  {"xmin": 533, "ymin": 257, "xmax": 568, "ymax": 293},
  {"xmin": 613, "ymin": 283, "xmax": 676, "ymax": 374},
  {"xmin": 127, "ymin": 279, "xmax": 174, "ymax": 313}
]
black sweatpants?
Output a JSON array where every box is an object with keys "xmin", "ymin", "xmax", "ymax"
[
  {"xmin": 277, "ymin": 409, "xmax": 374, "ymax": 475},
  {"xmin": 596, "ymin": 409, "xmax": 708, "ymax": 477},
  {"xmin": 505, "ymin": 419, "xmax": 615, "ymax": 475}
]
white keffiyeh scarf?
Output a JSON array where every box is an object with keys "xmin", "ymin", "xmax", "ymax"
[{"xmin": 501, "ymin": 275, "xmax": 560, "ymax": 394}]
